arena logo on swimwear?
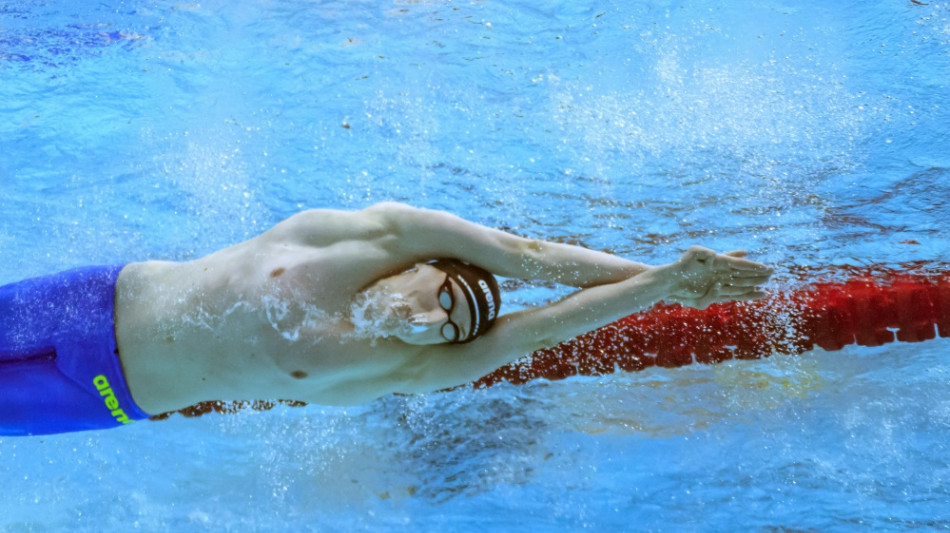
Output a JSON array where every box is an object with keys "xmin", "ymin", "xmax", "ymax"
[{"xmin": 93, "ymin": 375, "xmax": 134, "ymax": 424}]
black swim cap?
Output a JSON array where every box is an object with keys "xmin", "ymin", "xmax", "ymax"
[{"xmin": 429, "ymin": 259, "xmax": 501, "ymax": 343}]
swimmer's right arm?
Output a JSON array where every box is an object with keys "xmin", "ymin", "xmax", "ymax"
[{"xmin": 367, "ymin": 202, "xmax": 652, "ymax": 288}]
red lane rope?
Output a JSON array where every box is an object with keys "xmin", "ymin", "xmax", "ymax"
[
  {"xmin": 473, "ymin": 269, "xmax": 950, "ymax": 388},
  {"xmin": 155, "ymin": 266, "xmax": 950, "ymax": 419}
]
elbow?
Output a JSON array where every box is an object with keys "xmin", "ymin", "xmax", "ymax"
[
  {"xmin": 523, "ymin": 238, "xmax": 546, "ymax": 261},
  {"xmin": 508, "ymin": 238, "xmax": 547, "ymax": 278}
]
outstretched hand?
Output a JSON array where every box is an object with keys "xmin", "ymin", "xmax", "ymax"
[{"xmin": 659, "ymin": 246, "xmax": 773, "ymax": 309}]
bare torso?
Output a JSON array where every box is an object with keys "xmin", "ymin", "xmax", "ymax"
[
  {"xmin": 111, "ymin": 205, "xmax": 773, "ymax": 416},
  {"xmin": 114, "ymin": 212, "xmax": 425, "ymax": 414}
]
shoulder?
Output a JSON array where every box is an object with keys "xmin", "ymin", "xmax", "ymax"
[{"xmin": 260, "ymin": 203, "xmax": 418, "ymax": 248}]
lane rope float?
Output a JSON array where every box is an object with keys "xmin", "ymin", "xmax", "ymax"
[{"xmin": 474, "ymin": 265, "xmax": 950, "ymax": 387}]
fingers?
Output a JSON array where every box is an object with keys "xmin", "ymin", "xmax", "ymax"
[
  {"xmin": 717, "ymin": 256, "xmax": 773, "ymax": 279},
  {"xmin": 722, "ymin": 256, "xmax": 772, "ymax": 274},
  {"xmin": 685, "ymin": 290, "xmax": 767, "ymax": 310},
  {"xmin": 689, "ymin": 247, "xmax": 769, "ymax": 273},
  {"xmin": 682, "ymin": 284, "xmax": 768, "ymax": 309},
  {"xmin": 720, "ymin": 268, "xmax": 769, "ymax": 292},
  {"xmin": 677, "ymin": 247, "xmax": 773, "ymax": 309},
  {"xmin": 727, "ymin": 272, "xmax": 772, "ymax": 285}
]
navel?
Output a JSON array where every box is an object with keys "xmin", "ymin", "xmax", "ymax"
[
  {"xmin": 290, "ymin": 370, "xmax": 308, "ymax": 379},
  {"xmin": 270, "ymin": 267, "xmax": 286, "ymax": 278}
]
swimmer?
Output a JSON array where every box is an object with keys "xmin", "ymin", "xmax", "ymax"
[{"xmin": 0, "ymin": 203, "xmax": 772, "ymax": 435}]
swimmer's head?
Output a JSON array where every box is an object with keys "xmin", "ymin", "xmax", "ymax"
[
  {"xmin": 427, "ymin": 258, "xmax": 501, "ymax": 344},
  {"xmin": 353, "ymin": 259, "xmax": 501, "ymax": 345}
]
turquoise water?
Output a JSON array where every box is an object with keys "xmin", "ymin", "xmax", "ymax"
[{"xmin": 2, "ymin": 0, "xmax": 949, "ymax": 530}]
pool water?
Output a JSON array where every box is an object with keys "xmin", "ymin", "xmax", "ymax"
[{"xmin": 2, "ymin": 0, "xmax": 949, "ymax": 530}]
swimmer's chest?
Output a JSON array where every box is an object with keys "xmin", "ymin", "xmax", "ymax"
[{"xmin": 236, "ymin": 334, "xmax": 416, "ymax": 402}]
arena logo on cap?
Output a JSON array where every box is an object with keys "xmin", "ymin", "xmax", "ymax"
[{"xmin": 478, "ymin": 279, "xmax": 496, "ymax": 320}]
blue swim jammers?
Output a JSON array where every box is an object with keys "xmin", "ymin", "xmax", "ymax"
[{"xmin": 0, "ymin": 266, "xmax": 150, "ymax": 436}]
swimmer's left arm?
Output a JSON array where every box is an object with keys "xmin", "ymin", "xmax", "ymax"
[{"xmin": 371, "ymin": 202, "xmax": 650, "ymax": 288}]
